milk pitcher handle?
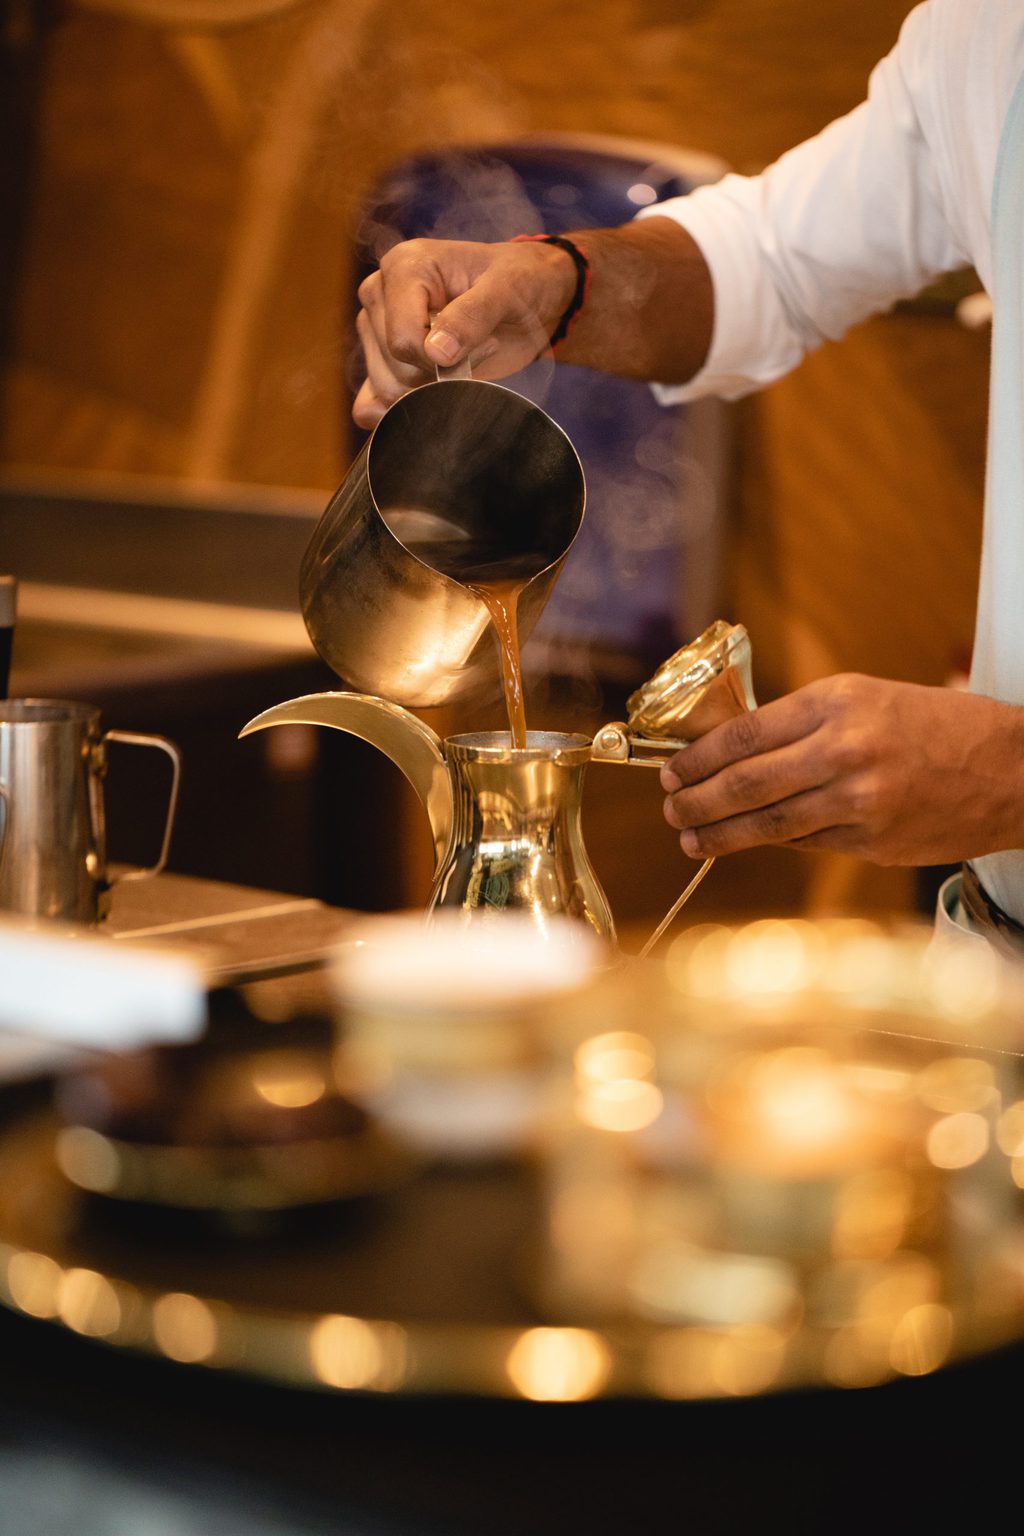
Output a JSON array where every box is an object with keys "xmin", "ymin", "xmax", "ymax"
[
  {"xmin": 0, "ymin": 784, "xmax": 8, "ymax": 877},
  {"xmin": 430, "ymin": 314, "xmax": 474, "ymax": 383},
  {"xmin": 434, "ymin": 357, "xmax": 473, "ymax": 382},
  {"xmin": 103, "ymin": 730, "xmax": 182, "ymax": 885}
]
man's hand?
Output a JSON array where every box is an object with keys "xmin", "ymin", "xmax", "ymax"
[
  {"xmin": 352, "ymin": 219, "xmax": 715, "ymax": 429},
  {"xmin": 353, "ymin": 237, "xmax": 577, "ymax": 428},
  {"xmin": 660, "ymin": 674, "xmax": 1024, "ymax": 867}
]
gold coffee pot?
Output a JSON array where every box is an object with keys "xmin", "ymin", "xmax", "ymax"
[{"xmin": 240, "ymin": 621, "xmax": 754, "ymax": 949}]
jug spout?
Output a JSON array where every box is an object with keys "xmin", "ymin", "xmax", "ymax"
[{"xmin": 239, "ymin": 692, "xmax": 453, "ymax": 869}]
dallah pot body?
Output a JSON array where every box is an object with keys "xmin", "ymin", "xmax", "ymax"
[
  {"xmin": 239, "ymin": 622, "xmax": 755, "ymax": 949},
  {"xmin": 299, "ymin": 378, "xmax": 585, "ymax": 708},
  {"xmin": 242, "ymin": 696, "xmax": 613, "ymax": 941}
]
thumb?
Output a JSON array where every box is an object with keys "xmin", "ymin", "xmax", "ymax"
[
  {"xmin": 424, "ymin": 311, "xmax": 468, "ymax": 366},
  {"xmin": 423, "ymin": 270, "xmax": 546, "ymax": 366}
]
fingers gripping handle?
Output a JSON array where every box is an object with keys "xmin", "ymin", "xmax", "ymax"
[{"xmin": 429, "ymin": 311, "xmax": 473, "ymax": 381}]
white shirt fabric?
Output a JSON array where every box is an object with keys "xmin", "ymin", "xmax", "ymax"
[
  {"xmin": 642, "ymin": 0, "xmax": 1024, "ymax": 923},
  {"xmin": 642, "ymin": 0, "xmax": 1022, "ymax": 402}
]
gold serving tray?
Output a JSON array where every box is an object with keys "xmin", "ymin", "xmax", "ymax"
[{"xmin": 2, "ymin": 1094, "xmax": 1024, "ymax": 1403}]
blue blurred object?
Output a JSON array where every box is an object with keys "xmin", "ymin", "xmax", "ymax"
[{"xmin": 349, "ymin": 133, "xmax": 730, "ymax": 666}]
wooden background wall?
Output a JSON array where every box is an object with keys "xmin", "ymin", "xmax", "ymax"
[{"xmin": 1, "ymin": 0, "xmax": 991, "ymax": 923}]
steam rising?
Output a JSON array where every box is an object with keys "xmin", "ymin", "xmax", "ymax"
[{"xmin": 349, "ymin": 139, "xmax": 725, "ymax": 691}]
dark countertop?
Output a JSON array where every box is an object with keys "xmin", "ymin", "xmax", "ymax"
[
  {"xmin": 0, "ymin": 1287, "xmax": 1014, "ymax": 1536},
  {"xmin": 106, "ymin": 868, "xmax": 357, "ymax": 987}
]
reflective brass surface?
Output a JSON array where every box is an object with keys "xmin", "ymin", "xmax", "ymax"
[
  {"xmin": 240, "ymin": 701, "xmax": 616, "ymax": 941},
  {"xmin": 624, "ymin": 619, "xmax": 755, "ymax": 741},
  {"xmin": 540, "ymin": 921, "xmax": 1024, "ymax": 1400},
  {"xmin": 592, "ymin": 623, "xmax": 755, "ymax": 767},
  {"xmin": 432, "ymin": 731, "xmax": 614, "ymax": 940},
  {"xmin": 2, "ymin": 921, "xmax": 1023, "ymax": 1400},
  {"xmin": 240, "ymin": 621, "xmax": 758, "ymax": 950},
  {"xmin": 591, "ymin": 621, "xmax": 757, "ymax": 955}
]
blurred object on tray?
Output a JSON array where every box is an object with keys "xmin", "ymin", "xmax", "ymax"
[
  {"xmin": 2, "ymin": 917, "xmax": 1024, "ymax": 1399},
  {"xmin": 53, "ymin": 986, "xmax": 411, "ymax": 1217},
  {"xmin": 331, "ymin": 910, "xmax": 606, "ymax": 1161},
  {"xmin": 0, "ymin": 870, "xmax": 353, "ymax": 1086},
  {"xmin": 0, "ymin": 914, "xmax": 206, "ymax": 1083},
  {"xmin": 539, "ymin": 917, "xmax": 1024, "ymax": 1393}
]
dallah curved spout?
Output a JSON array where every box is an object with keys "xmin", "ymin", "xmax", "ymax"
[{"xmin": 239, "ymin": 692, "xmax": 452, "ymax": 870}]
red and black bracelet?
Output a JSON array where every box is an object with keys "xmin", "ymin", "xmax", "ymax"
[{"xmin": 511, "ymin": 232, "xmax": 591, "ymax": 348}]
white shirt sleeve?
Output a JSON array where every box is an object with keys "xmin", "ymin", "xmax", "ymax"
[{"xmin": 641, "ymin": 0, "xmax": 970, "ymax": 402}]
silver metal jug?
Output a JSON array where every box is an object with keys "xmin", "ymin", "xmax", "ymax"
[
  {"xmin": 0, "ymin": 698, "xmax": 181, "ymax": 924},
  {"xmin": 299, "ymin": 374, "xmax": 586, "ymax": 708},
  {"xmin": 240, "ymin": 622, "xmax": 754, "ymax": 949}
]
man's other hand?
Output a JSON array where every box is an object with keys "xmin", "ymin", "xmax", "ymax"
[
  {"xmin": 660, "ymin": 674, "xmax": 1024, "ymax": 867},
  {"xmin": 353, "ymin": 236, "xmax": 577, "ymax": 428}
]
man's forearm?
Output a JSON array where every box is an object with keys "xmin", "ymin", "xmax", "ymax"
[
  {"xmin": 355, "ymin": 214, "xmax": 717, "ymax": 425},
  {"xmin": 556, "ymin": 217, "xmax": 714, "ymax": 384}
]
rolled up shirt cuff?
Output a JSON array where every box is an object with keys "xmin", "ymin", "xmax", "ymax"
[{"xmin": 635, "ymin": 182, "xmax": 810, "ymax": 405}]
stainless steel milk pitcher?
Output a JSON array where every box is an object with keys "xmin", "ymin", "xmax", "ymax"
[
  {"xmin": 299, "ymin": 375, "xmax": 586, "ymax": 708},
  {"xmin": 0, "ymin": 698, "xmax": 181, "ymax": 923}
]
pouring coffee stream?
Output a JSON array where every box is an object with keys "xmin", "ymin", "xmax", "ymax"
[
  {"xmin": 463, "ymin": 574, "xmax": 529, "ymax": 751},
  {"xmin": 379, "ymin": 355, "xmax": 540, "ymax": 749},
  {"xmin": 387, "ymin": 538, "xmax": 536, "ymax": 752},
  {"xmin": 241, "ymin": 620, "xmax": 755, "ymax": 953},
  {"xmin": 248, "ymin": 356, "xmax": 754, "ymax": 950},
  {"xmin": 419, "ymin": 557, "xmax": 734, "ymax": 953}
]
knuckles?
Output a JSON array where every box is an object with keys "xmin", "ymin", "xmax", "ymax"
[
  {"xmin": 379, "ymin": 237, "xmax": 434, "ymax": 274},
  {"xmin": 388, "ymin": 331, "xmax": 430, "ymax": 370},
  {"xmin": 727, "ymin": 711, "xmax": 763, "ymax": 758},
  {"xmin": 814, "ymin": 672, "xmax": 877, "ymax": 720},
  {"xmin": 754, "ymin": 802, "xmax": 792, "ymax": 841},
  {"xmin": 844, "ymin": 772, "xmax": 880, "ymax": 821},
  {"xmin": 726, "ymin": 762, "xmax": 769, "ymax": 806},
  {"xmin": 826, "ymin": 728, "xmax": 867, "ymax": 776},
  {"xmin": 357, "ymin": 272, "xmax": 381, "ymax": 309}
]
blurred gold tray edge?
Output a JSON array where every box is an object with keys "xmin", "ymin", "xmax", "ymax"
[{"xmin": 2, "ymin": 1232, "xmax": 1023, "ymax": 1402}]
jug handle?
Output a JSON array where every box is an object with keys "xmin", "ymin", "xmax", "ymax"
[
  {"xmin": 435, "ymin": 358, "xmax": 473, "ymax": 382},
  {"xmin": 239, "ymin": 693, "xmax": 452, "ymax": 870},
  {"xmin": 430, "ymin": 314, "xmax": 473, "ymax": 382},
  {"xmin": 102, "ymin": 730, "xmax": 183, "ymax": 885}
]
